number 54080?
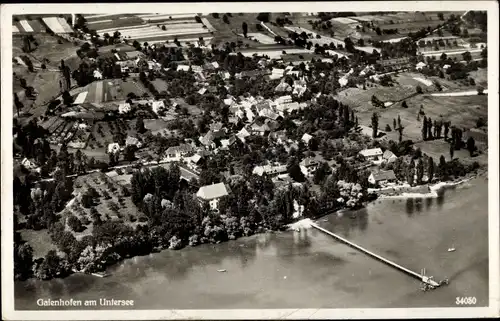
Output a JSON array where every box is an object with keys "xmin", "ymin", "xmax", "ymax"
[{"xmin": 456, "ymin": 297, "xmax": 477, "ymax": 305}]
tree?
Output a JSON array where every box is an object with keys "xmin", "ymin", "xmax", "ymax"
[
  {"xmin": 398, "ymin": 126, "xmax": 403, "ymax": 143},
  {"xmin": 242, "ymin": 22, "xmax": 248, "ymax": 38},
  {"xmin": 136, "ymin": 116, "xmax": 146, "ymax": 133},
  {"xmin": 287, "ymin": 157, "xmax": 306, "ymax": 183},
  {"xmin": 402, "ymin": 100, "xmax": 408, "ymax": 108},
  {"xmin": 256, "ymin": 12, "xmax": 270, "ymax": 23},
  {"xmin": 422, "ymin": 116, "xmax": 428, "ymax": 140},
  {"xmin": 416, "ymin": 159, "xmax": 424, "ymax": 184},
  {"xmin": 449, "ymin": 143, "xmax": 454, "ymax": 159},
  {"xmin": 67, "ymin": 215, "xmax": 84, "ymax": 232},
  {"xmin": 371, "ymin": 112, "xmax": 379, "ymax": 138},
  {"xmin": 393, "ymin": 118, "xmax": 397, "ymax": 130},
  {"xmin": 14, "ymin": 93, "xmax": 23, "ymax": 117},
  {"xmin": 462, "ymin": 51, "xmax": 472, "ymax": 63},
  {"xmin": 385, "ymin": 124, "xmax": 392, "ymax": 132},
  {"xmin": 62, "ymin": 91, "xmax": 73, "ymax": 106},
  {"xmin": 416, "ymin": 85, "xmax": 423, "ymax": 94},
  {"xmin": 14, "ymin": 242, "xmax": 34, "ymax": 280},
  {"xmin": 466, "ymin": 137, "xmax": 476, "ymax": 156},
  {"xmin": 407, "ymin": 159, "xmax": 415, "ymax": 185},
  {"xmin": 124, "ymin": 145, "xmax": 136, "ymax": 161},
  {"xmin": 427, "ymin": 157, "xmax": 435, "ymax": 182},
  {"xmin": 222, "ymin": 14, "xmax": 230, "ymax": 24},
  {"xmin": 313, "ymin": 162, "xmax": 331, "ymax": 185}
]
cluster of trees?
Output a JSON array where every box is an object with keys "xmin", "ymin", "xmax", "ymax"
[{"xmin": 421, "ymin": 116, "xmax": 450, "ymax": 141}]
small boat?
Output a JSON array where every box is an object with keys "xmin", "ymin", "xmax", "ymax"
[
  {"xmin": 322, "ymin": 219, "xmax": 328, "ymax": 222},
  {"xmin": 448, "ymin": 247, "xmax": 456, "ymax": 252},
  {"xmin": 91, "ymin": 272, "xmax": 110, "ymax": 278},
  {"xmin": 217, "ymin": 269, "xmax": 227, "ymax": 273}
]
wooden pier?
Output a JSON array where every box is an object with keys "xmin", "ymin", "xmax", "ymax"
[{"xmin": 310, "ymin": 223, "xmax": 440, "ymax": 287}]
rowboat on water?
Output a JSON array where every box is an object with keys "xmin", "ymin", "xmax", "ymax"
[{"xmin": 217, "ymin": 269, "xmax": 227, "ymax": 273}]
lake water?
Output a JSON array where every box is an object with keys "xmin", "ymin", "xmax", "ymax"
[{"xmin": 15, "ymin": 176, "xmax": 489, "ymax": 309}]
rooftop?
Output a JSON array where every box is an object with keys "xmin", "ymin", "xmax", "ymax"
[{"xmin": 196, "ymin": 182, "xmax": 230, "ymax": 200}]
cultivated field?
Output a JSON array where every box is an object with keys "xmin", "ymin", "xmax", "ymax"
[
  {"xmin": 65, "ymin": 172, "xmax": 147, "ymax": 240},
  {"xmin": 87, "ymin": 119, "xmax": 132, "ymax": 150},
  {"xmin": 70, "ymin": 79, "xmax": 151, "ymax": 104}
]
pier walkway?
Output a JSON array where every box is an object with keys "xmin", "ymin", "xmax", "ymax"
[{"xmin": 310, "ymin": 223, "xmax": 440, "ymax": 287}]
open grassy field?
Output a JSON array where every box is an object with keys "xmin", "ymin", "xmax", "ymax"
[
  {"xmin": 151, "ymin": 78, "xmax": 169, "ymax": 92},
  {"xmin": 13, "ymin": 34, "xmax": 78, "ymax": 69},
  {"xmin": 353, "ymin": 93, "xmax": 487, "ymax": 159},
  {"xmin": 19, "ymin": 229, "xmax": 58, "ymax": 259},
  {"xmin": 337, "ymin": 84, "xmax": 417, "ymax": 109},
  {"xmin": 205, "ymin": 13, "xmax": 281, "ymax": 48},
  {"xmin": 468, "ymin": 68, "xmax": 488, "ymax": 88}
]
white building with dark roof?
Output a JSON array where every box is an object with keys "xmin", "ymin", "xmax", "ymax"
[
  {"xmin": 359, "ymin": 148, "xmax": 383, "ymax": 162},
  {"xmin": 196, "ymin": 182, "xmax": 230, "ymax": 211},
  {"xmin": 165, "ymin": 143, "xmax": 193, "ymax": 162},
  {"xmin": 368, "ymin": 170, "xmax": 397, "ymax": 186}
]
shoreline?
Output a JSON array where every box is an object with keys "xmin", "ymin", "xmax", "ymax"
[{"xmin": 19, "ymin": 172, "xmax": 483, "ymax": 281}]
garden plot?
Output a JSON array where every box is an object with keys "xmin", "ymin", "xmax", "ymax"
[
  {"xmin": 13, "ymin": 19, "xmax": 46, "ymax": 33},
  {"xmin": 240, "ymin": 33, "xmax": 275, "ymax": 44},
  {"xmin": 238, "ymin": 47, "xmax": 310, "ymax": 59},
  {"xmin": 136, "ymin": 13, "xmax": 196, "ymax": 21},
  {"xmin": 412, "ymin": 77, "xmax": 433, "ymax": 87},
  {"xmin": 90, "ymin": 17, "xmax": 146, "ymax": 33},
  {"xmin": 70, "ymin": 172, "xmax": 145, "ymax": 234},
  {"xmin": 331, "ymin": 17, "xmax": 359, "ymax": 24},
  {"xmin": 87, "ymin": 119, "xmax": 131, "ymax": 149},
  {"xmin": 42, "ymin": 17, "xmax": 73, "ymax": 33}
]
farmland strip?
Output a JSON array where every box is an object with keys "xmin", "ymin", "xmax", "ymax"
[
  {"xmin": 95, "ymin": 81, "xmax": 103, "ymax": 104},
  {"xmin": 19, "ymin": 20, "xmax": 34, "ymax": 32}
]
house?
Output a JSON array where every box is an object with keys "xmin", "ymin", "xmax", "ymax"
[
  {"xmin": 252, "ymin": 164, "xmax": 288, "ymax": 176},
  {"xmin": 177, "ymin": 65, "xmax": 190, "ymax": 72},
  {"xmin": 301, "ymin": 133, "xmax": 313, "ymax": 144},
  {"xmin": 107, "ymin": 143, "xmax": 120, "ymax": 154},
  {"xmin": 382, "ymin": 150, "xmax": 398, "ymax": 163},
  {"xmin": 212, "ymin": 61, "xmax": 220, "ymax": 69},
  {"xmin": 135, "ymin": 57, "xmax": 149, "ymax": 70},
  {"xmin": 196, "ymin": 182, "xmax": 230, "ymax": 211},
  {"xmin": 270, "ymin": 68, "xmax": 285, "ymax": 79},
  {"xmin": 151, "ymin": 100, "xmax": 166, "ymax": 114},
  {"xmin": 165, "ymin": 143, "xmax": 193, "ymax": 162},
  {"xmin": 269, "ymin": 130, "xmax": 288, "ymax": 145},
  {"xmin": 148, "ymin": 60, "xmax": 161, "ymax": 70},
  {"xmin": 21, "ymin": 158, "xmax": 37, "ymax": 169},
  {"xmin": 118, "ymin": 102, "xmax": 131, "ymax": 114},
  {"xmin": 198, "ymin": 87, "xmax": 207, "ymax": 95},
  {"xmin": 250, "ymin": 120, "xmax": 271, "ymax": 136},
  {"xmin": 209, "ymin": 122, "xmax": 225, "ymax": 133},
  {"xmin": 224, "ymin": 97, "xmax": 236, "ymax": 106},
  {"xmin": 275, "ymin": 82, "xmax": 292, "ymax": 93},
  {"xmin": 416, "ymin": 61, "xmax": 427, "ymax": 70},
  {"xmin": 359, "ymin": 148, "xmax": 383, "ymax": 162},
  {"xmin": 368, "ymin": 170, "xmax": 397, "ymax": 186},
  {"xmin": 220, "ymin": 136, "xmax": 237, "ymax": 148},
  {"xmin": 125, "ymin": 136, "xmax": 142, "ymax": 148},
  {"xmin": 93, "ymin": 69, "xmax": 103, "ymax": 80},
  {"xmin": 259, "ymin": 108, "xmax": 280, "ymax": 120},
  {"xmin": 293, "ymin": 79, "xmax": 307, "ymax": 96},
  {"xmin": 299, "ymin": 157, "xmax": 320, "ymax": 177},
  {"xmin": 236, "ymin": 126, "xmax": 251, "ymax": 142},
  {"xmin": 339, "ymin": 77, "xmax": 348, "ymax": 87}
]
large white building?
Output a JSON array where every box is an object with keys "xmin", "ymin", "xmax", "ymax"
[{"xmin": 196, "ymin": 183, "xmax": 230, "ymax": 211}]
